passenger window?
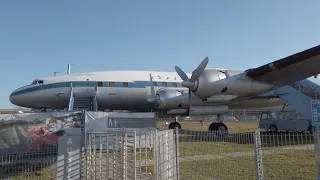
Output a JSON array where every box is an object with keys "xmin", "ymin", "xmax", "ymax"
[
  {"xmin": 172, "ymin": 83, "xmax": 177, "ymax": 87},
  {"xmin": 109, "ymin": 82, "xmax": 115, "ymax": 87},
  {"xmin": 153, "ymin": 82, "xmax": 157, "ymax": 86},
  {"xmin": 261, "ymin": 113, "xmax": 269, "ymax": 120},
  {"xmin": 97, "ymin": 82, "xmax": 103, "ymax": 87},
  {"xmin": 162, "ymin": 82, "xmax": 167, "ymax": 87},
  {"xmin": 300, "ymin": 84, "xmax": 316, "ymax": 99},
  {"xmin": 123, "ymin": 82, "xmax": 128, "ymax": 87}
]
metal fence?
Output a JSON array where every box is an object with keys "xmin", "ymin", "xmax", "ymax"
[
  {"xmin": 0, "ymin": 110, "xmax": 319, "ymax": 180},
  {"xmin": 0, "ymin": 137, "xmax": 57, "ymax": 180},
  {"xmin": 84, "ymin": 129, "xmax": 179, "ymax": 180},
  {"xmin": 258, "ymin": 132, "xmax": 316, "ymax": 180},
  {"xmin": 177, "ymin": 129, "xmax": 317, "ymax": 180}
]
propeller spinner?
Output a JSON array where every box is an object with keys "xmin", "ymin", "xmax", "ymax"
[{"xmin": 175, "ymin": 57, "xmax": 209, "ymax": 90}]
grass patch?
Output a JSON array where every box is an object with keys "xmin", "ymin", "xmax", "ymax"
[
  {"xmin": 180, "ymin": 151, "xmax": 316, "ymax": 180},
  {"xmin": 7, "ymin": 166, "xmax": 55, "ymax": 180},
  {"xmin": 179, "ymin": 141, "xmax": 253, "ymax": 156}
]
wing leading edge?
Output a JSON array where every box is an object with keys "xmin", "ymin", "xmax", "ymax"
[{"xmin": 246, "ymin": 45, "xmax": 320, "ymax": 88}]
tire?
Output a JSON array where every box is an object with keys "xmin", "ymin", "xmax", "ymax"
[
  {"xmin": 209, "ymin": 122, "xmax": 228, "ymax": 139},
  {"xmin": 168, "ymin": 122, "xmax": 181, "ymax": 129},
  {"xmin": 269, "ymin": 125, "xmax": 278, "ymax": 133}
]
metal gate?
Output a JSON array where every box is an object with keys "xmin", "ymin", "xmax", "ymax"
[
  {"xmin": 84, "ymin": 129, "xmax": 178, "ymax": 180},
  {"xmin": 85, "ymin": 130, "xmax": 137, "ymax": 180}
]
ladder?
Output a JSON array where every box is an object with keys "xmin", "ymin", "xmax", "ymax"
[
  {"xmin": 68, "ymin": 85, "xmax": 98, "ymax": 111},
  {"xmin": 262, "ymin": 79, "xmax": 320, "ymax": 119}
]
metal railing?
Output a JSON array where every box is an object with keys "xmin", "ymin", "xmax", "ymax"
[
  {"xmin": 92, "ymin": 86, "xmax": 98, "ymax": 112},
  {"xmin": 0, "ymin": 110, "xmax": 319, "ymax": 180},
  {"xmin": 68, "ymin": 85, "xmax": 74, "ymax": 112}
]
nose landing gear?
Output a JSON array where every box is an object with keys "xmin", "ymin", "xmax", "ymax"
[{"xmin": 168, "ymin": 116, "xmax": 182, "ymax": 129}]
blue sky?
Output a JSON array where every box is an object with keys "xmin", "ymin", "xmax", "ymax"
[{"xmin": 0, "ymin": 0, "xmax": 319, "ymax": 108}]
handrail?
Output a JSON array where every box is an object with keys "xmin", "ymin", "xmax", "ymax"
[{"xmin": 68, "ymin": 85, "xmax": 74, "ymax": 111}]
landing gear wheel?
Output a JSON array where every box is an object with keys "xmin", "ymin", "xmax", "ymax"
[
  {"xmin": 269, "ymin": 125, "xmax": 278, "ymax": 133},
  {"xmin": 208, "ymin": 122, "xmax": 228, "ymax": 136},
  {"xmin": 168, "ymin": 122, "xmax": 181, "ymax": 129}
]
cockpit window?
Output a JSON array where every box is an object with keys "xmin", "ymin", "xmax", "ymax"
[
  {"xmin": 30, "ymin": 79, "xmax": 44, "ymax": 85},
  {"xmin": 31, "ymin": 80, "xmax": 37, "ymax": 85}
]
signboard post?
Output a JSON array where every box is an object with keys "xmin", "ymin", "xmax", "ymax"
[
  {"xmin": 311, "ymin": 100, "xmax": 320, "ymax": 180},
  {"xmin": 56, "ymin": 129, "xmax": 82, "ymax": 180}
]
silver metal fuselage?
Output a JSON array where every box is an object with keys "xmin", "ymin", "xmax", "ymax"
[{"xmin": 9, "ymin": 70, "xmax": 284, "ymax": 113}]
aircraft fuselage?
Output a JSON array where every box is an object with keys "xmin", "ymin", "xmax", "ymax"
[{"xmin": 9, "ymin": 70, "xmax": 284, "ymax": 113}]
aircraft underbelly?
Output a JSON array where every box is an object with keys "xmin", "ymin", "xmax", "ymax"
[
  {"xmin": 18, "ymin": 87, "xmax": 69, "ymax": 109},
  {"xmin": 229, "ymin": 98, "xmax": 284, "ymax": 109}
]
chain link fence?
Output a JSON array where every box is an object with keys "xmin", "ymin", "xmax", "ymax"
[
  {"xmin": 0, "ymin": 111, "xmax": 320, "ymax": 180},
  {"xmin": 177, "ymin": 129, "xmax": 317, "ymax": 180}
]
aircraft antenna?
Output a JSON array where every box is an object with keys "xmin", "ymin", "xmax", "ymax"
[{"xmin": 67, "ymin": 64, "xmax": 71, "ymax": 75}]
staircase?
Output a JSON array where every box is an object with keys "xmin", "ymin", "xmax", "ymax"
[
  {"xmin": 68, "ymin": 86, "xmax": 98, "ymax": 111},
  {"xmin": 73, "ymin": 97, "xmax": 94, "ymax": 111},
  {"xmin": 262, "ymin": 79, "xmax": 319, "ymax": 119}
]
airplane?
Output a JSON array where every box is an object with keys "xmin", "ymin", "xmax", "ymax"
[{"xmin": 9, "ymin": 45, "xmax": 320, "ymax": 133}]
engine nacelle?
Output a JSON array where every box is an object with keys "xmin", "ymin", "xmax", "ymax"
[
  {"xmin": 188, "ymin": 105, "xmax": 228, "ymax": 116},
  {"xmin": 156, "ymin": 89, "xmax": 183, "ymax": 110},
  {"xmin": 193, "ymin": 69, "xmax": 273, "ymax": 98},
  {"xmin": 160, "ymin": 105, "xmax": 228, "ymax": 117}
]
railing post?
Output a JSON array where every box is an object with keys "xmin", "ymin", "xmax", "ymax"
[
  {"xmin": 254, "ymin": 130, "xmax": 263, "ymax": 180},
  {"xmin": 68, "ymin": 83, "xmax": 74, "ymax": 111},
  {"xmin": 313, "ymin": 126, "xmax": 320, "ymax": 180},
  {"xmin": 174, "ymin": 127, "xmax": 180, "ymax": 180},
  {"xmin": 80, "ymin": 110, "xmax": 86, "ymax": 180},
  {"xmin": 93, "ymin": 86, "xmax": 98, "ymax": 111},
  {"xmin": 153, "ymin": 129, "xmax": 158, "ymax": 180}
]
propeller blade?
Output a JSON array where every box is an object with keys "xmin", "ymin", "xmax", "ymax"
[
  {"xmin": 149, "ymin": 73, "xmax": 156, "ymax": 97},
  {"xmin": 174, "ymin": 66, "xmax": 189, "ymax": 81},
  {"xmin": 148, "ymin": 73, "xmax": 157, "ymax": 102},
  {"xmin": 190, "ymin": 57, "xmax": 209, "ymax": 82},
  {"xmin": 188, "ymin": 88, "xmax": 191, "ymax": 116}
]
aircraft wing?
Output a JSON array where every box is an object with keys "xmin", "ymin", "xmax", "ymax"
[{"xmin": 246, "ymin": 45, "xmax": 320, "ymax": 88}]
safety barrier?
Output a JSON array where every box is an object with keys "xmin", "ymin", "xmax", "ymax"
[
  {"xmin": 0, "ymin": 111, "xmax": 319, "ymax": 180},
  {"xmin": 178, "ymin": 129, "xmax": 316, "ymax": 180}
]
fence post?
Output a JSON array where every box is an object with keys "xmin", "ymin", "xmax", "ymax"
[
  {"xmin": 174, "ymin": 127, "xmax": 180, "ymax": 180},
  {"xmin": 253, "ymin": 130, "xmax": 263, "ymax": 180},
  {"xmin": 154, "ymin": 129, "xmax": 158, "ymax": 180},
  {"xmin": 313, "ymin": 126, "xmax": 320, "ymax": 180},
  {"xmin": 79, "ymin": 110, "xmax": 86, "ymax": 180}
]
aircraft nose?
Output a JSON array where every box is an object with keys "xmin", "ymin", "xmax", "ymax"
[
  {"xmin": 9, "ymin": 88, "xmax": 24, "ymax": 106},
  {"xmin": 10, "ymin": 91, "xmax": 19, "ymax": 106}
]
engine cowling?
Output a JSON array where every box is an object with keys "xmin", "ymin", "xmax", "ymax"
[
  {"xmin": 193, "ymin": 69, "xmax": 273, "ymax": 98},
  {"xmin": 190, "ymin": 69, "xmax": 222, "ymax": 92},
  {"xmin": 156, "ymin": 89, "xmax": 183, "ymax": 110}
]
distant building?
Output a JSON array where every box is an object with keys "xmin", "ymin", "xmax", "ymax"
[{"xmin": 0, "ymin": 108, "xmax": 32, "ymax": 114}]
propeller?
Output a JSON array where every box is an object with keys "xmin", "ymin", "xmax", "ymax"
[
  {"xmin": 174, "ymin": 57, "xmax": 209, "ymax": 115},
  {"xmin": 148, "ymin": 73, "xmax": 157, "ymax": 103}
]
